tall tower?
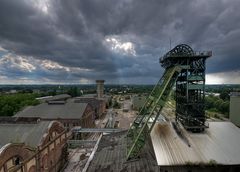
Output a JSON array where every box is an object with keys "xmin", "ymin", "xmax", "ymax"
[
  {"xmin": 96, "ymin": 80, "xmax": 105, "ymax": 98},
  {"xmin": 160, "ymin": 44, "xmax": 212, "ymax": 132}
]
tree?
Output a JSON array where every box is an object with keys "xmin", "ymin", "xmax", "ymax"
[
  {"xmin": 68, "ymin": 87, "xmax": 79, "ymax": 97},
  {"xmin": 205, "ymin": 94, "xmax": 229, "ymax": 117},
  {"xmin": 0, "ymin": 93, "xmax": 40, "ymax": 116},
  {"xmin": 0, "ymin": 104, "xmax": 14, "ymax": 116},
  {"xmin": 220, "ymin": 90, "xmax": 229, "ymax": 101}
]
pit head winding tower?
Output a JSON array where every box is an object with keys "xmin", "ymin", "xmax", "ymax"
[{"xmin": 160, "ymin": 44, "xmax": 212, "ymax": 132}]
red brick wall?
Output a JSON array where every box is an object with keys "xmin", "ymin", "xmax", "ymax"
[
  {"xmin": 81, "ymin": 104, "xmax": 95, "ymax": 128},
  {"xmin": 1, "ymin": 121, "xmax": 69, "ymax": 172},
  {"xmin": 0, "ymin": 144, "xmax": 35, "ymax": 172}
]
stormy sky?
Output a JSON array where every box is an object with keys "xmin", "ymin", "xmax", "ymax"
[{"xmin": 0, "ymin": 0, "xmax": 240, "ymax": 84}]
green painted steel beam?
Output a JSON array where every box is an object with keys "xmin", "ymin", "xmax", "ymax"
[
  {"xmin": 188, "ymin": 76, "xmax": 204, "ymax": 81},
  {"xmin": 126, "ymin": 66, "xmax": 182, "ymax": 160},
  {"xmin": 188, "ymin": 84, "xmax": 204, "ymax": 90}
]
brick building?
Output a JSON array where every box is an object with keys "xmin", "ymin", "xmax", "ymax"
[
  {"xmin": 14, "ymin": 101, "xmax": 95, "ymax": 129},
  {"xmin": 74, "ymin": 97, "xmax": 106, "ymax": 119},
  {"xmin": 0, "ymin": 120, "xmax": 69, "ymax": 172}
]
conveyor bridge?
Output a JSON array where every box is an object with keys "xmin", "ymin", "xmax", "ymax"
[{"xmin": 126, "ymin": 66, "xmax": 182, "ymax": 159}]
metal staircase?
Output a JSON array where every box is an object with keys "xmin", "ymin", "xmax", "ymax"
[{"xmin": 126, "ymin": 66, "xmax": 182, "ymax": 160}]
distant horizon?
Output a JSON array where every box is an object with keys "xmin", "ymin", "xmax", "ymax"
[{"xmin": 0, "ymin": 83, "xmax": 239, "ymax": 86}]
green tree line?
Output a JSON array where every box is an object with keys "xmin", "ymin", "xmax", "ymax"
[
  {"xmin": 205, "ymin": 93, "xmax": 229, "ymax": 117},
  {"xmin": 0, "ymin": 93, "xmax": 40, "ymax": 116}
]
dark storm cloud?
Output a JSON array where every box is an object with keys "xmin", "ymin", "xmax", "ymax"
[{"xmin": 0, "ymin": 0, "xmax": 240, "ymax": 83}]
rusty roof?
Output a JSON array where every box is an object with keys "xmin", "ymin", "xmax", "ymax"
[{"xmin": 151, "ymin": 121, "xmax": 240, "ymax": 166}]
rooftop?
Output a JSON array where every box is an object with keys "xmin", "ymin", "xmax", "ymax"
[
  {"xmin": 87, "ymin": 121, "xmax": 240, "ymax": 171},
  {"xmin": 0, "ymin": 121, "xmax": 52, "ymax": 149},
  {"xmin": 151, "ymin": 121, "xmax": 240, "ymax": 166},
  {"xmin": 36, "ymin": 94, "xmax": 71, "ymax": 102},
  {"xmin": 87, "ymin": 131, "xmax": 160, "ymax": 172},
  {"xmin": 14, "ymin": 102, "xmax": 88, "ymax": 119}
]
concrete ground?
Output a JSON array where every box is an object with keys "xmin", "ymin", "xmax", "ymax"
[
  {"xmin": 114, "ymin": 99, "xmax": 137, "ymax": 129},
  {"xmin": 64, "ymin": 148, "xmax": 92, "ymax": 172}
]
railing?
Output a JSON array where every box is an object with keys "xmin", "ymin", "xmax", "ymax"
[
  {"xmin": 71, "ymin": 127, "xmax": 125, "ymax": 133},
  {"xmin": 194, "ymin": 51, "xmax": 212, "ymax": 56},
  {"xmin": 160, "ymin": 51, "xmax": 212, "ymax": 62}
]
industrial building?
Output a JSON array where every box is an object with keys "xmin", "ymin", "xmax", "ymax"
[
  {"xmin": 73, "ymin": 97, "xmax": 106, "ymax": 119},
  {"xmin": 14, "ymin": 101, "xmax": 95, "ymax": 129},
  {"xmin": 76, "ymin": 80, "xmax": 111, "ymax": 113},
  {"xmin": 84, "ymin": 45, "xmax": 240, "ymax": 172},
  {"xmin": 0, "ymin": 120, "xmax": 69, "ymax": 172},
  {"xmin": 230, "ymin": 92, "xmax": 240, "ymax": 127}
]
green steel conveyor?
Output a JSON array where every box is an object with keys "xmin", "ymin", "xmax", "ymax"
[{"xmin": 126, "ymin": 66, "xmax": 182, "ymax": 160}]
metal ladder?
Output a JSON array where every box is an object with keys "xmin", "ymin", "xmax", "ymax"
[{"xmin": 126, "ymin": 66, "xmax": 182, "ymax": 160}]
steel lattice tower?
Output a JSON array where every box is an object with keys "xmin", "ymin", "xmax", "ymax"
[
  {"xmin": 160, "ymin": 44, "xmax": 212, "ymax": 132},
  {"xmin": 126, "ymin": 44, "xmax": 212, "ymax": 160}
]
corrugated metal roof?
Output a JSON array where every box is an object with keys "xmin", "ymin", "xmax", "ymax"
[
  {"xmin": 36, "ymin": 94, "xmax": 71, "ymax": 102},
  {"xmin": 151, "ymin": 121, "xmax": 240, "ymax": 166},
  {"xmin": 0, "ymin": 121, "xmax": 51, "ymax": 149},
  {"xmin": 87, "ymin": 131, "xmax": 160, "ymax": 172},
  {"xmin": 14, "ymin": 102, "xmax": 88, "ymax": 119}
]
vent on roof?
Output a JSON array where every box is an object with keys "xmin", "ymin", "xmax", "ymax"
[{"xmin": 47, "ymin": 100, "xmax": 66, "ymax": 105}]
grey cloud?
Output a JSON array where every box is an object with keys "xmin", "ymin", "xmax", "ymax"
[{"xmin": 0, "ymin": 0, "xmax": 240, "ymax": 84}]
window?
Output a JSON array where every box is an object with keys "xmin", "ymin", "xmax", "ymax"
[
  {"xmin": 42, "ymin": 155, "xmax": 48, "ymax": 170},
  {"xmin": 13, "ymin": 156, "xmax": 22, "ymax": 165},
  {"xmin": 14, "ymin": 157, "xmax": 20, "ymax": 165}
]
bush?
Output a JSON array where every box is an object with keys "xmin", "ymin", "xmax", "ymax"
[{"xmin": 205, "ymin": 95, "xmax": 229, "ymax": 117}]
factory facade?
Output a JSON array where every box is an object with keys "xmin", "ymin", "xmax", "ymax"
[{"xmin": 0, "ymin": 121, "xmax": 70, "ymax": 172}]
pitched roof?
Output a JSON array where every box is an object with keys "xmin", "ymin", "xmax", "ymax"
[
  {"xmin": 0, "ymin": 121, "xmax": 52, "ymax": 149},
  {"xmin": 36, "ymin": 94, "xmax": 71, "ymax": 102},
  {"xmin": 14, "ymin": 102, "xmax": 88, "ymax": 119}
]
